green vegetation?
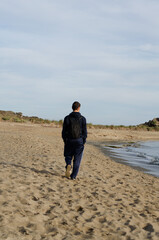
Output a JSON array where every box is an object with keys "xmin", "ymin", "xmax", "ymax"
[
  {"xmin": 86, "ymin": 117, "xmax": 159, "ymax": 131},
  {"xmin": 0, "ymin": 110, "xmax": 62, "ymax": 126},
  {"xmin": 0, "ymin": 110, "xmax": 159, "ymax": 131},
  {"xmin": 2, "ymin": 116, "xmax": 11, "ymax": 121},
  {"xmin": 86, "ymin": 124, "xmax": 136, "ymax": 130},
  {"xmin": 13, "ymin": 117, "xmax": 25, "ymax": 123}
]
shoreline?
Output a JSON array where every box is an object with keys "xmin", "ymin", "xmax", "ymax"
[
  {"xmin": 88, "ymin": 140, "xmax": 159, "ymax": 179},
  {"xmin": 0, "ymin": 122, "xmax": 159, "ymax": 239}
]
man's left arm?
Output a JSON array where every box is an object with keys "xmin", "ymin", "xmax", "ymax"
[{"xmin": 62, "ymin": 117, "xmax": 67, "ymax": 143}]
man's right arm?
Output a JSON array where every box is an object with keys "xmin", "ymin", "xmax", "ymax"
[{"xmin": 82, "ymin": 117, "xmax": 87, "ymax": 144}]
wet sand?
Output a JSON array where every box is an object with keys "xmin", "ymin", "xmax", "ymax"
[{"xmin": 0, "ymin": 122, "xmax": 159, "ymax": 240}]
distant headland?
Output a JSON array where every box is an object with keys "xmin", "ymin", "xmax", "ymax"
[{"xmin": 0, "ymin": 110, "xmax": 159, "ymax": 131}]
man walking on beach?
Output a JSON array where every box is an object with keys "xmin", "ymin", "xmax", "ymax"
[{"xmin": 62, "ymin": 101, "xmax": 87, "ymax": 180}]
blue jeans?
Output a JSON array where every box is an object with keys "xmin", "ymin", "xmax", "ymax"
[{"xmin": 64, "ymin": 138, "xmax": 84, "ymax": 179}]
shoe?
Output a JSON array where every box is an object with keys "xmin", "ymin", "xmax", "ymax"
[
  {"xmin": 65, "ymin": 165, "xmax": 71, "ymax": 178},
  {"xmin": 71, "ymin": 178, "xmax": 76, "ymax": 180},
  {"xmin": 70, "ymin": 174, "xmax": 76, "ymax": 180}
]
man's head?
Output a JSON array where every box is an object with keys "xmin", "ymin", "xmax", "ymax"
[{"xmin": 72, "ymin": 101, "xmax": 81, "ymax": 112}]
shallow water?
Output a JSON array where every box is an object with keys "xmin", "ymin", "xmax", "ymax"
[{"xmin": 104, "ymin": 141, "xmax": 159, "ymax": 178}]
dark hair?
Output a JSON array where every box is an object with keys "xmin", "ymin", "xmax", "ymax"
[{"xmin": 72, "ymin": 101, "xmax": 81, "ymax": 111}]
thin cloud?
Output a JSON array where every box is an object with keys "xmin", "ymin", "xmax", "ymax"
[{"xmin": 0, "ymin": 0, "xmax": 159, "ymax": 124}]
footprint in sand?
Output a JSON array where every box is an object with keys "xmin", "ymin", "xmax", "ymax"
[
  {"xmin": 77, "ymin": 206, "xmax": 84, "ymax": 214},
  {"xmin": 99, "ymin": 216, "xmax": 107, "ymax": 224},
  {"xmin": 88, "ymin": 204, "xmax": 98, "ymax": 211},
  {"xmin": 0, "ymin": 215, "xmax": 4, "ymax": 222}
]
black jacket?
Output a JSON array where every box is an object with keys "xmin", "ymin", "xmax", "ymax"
[{"xmin": 62, "ymin": 112, "xmax": 87, "ymax": 144}]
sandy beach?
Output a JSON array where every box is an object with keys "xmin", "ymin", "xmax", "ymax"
[{"xmin": 0, "ymin": 122, "xmax": 159, "ymax": 240}]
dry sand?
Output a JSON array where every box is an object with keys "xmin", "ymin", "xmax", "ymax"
[{"xmin": 0, "ymin": 122, "xmax": 159, "ymax": 240}]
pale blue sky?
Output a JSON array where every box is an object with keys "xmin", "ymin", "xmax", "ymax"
[{"xmin": 0, "ymin": 0, "xmax": 159, "ymax": 125}]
